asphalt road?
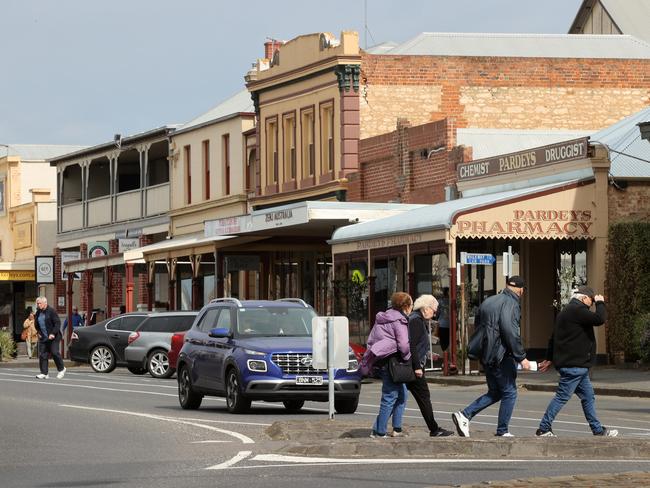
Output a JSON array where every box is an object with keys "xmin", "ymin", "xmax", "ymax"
[{"xmin": 1, "ymin": 366, "xmax": 650, "ymax": 488}]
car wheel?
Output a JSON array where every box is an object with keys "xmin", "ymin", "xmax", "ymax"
[
  {"xmin": 147, "ymin": 349, "xmax": 174, "ymax": 379},
  {"xmin": 282, "ymin": 400, "xmax": 305, "ymax": 412},
  {"xmin": 334, "ymin": 396, "xmax": 359, "ymax": 414},
  {"xmin": 178, "ymin": 365, "xmax": 203, "ymax": 410},
  {"xmin": 90, "ymin": 346, "xmax": 116, "ymax": 373},
  {"xmin": 225, "ymin": 368, "xmax": 251, "ymax": 414},
  {"xmin": 127, "ymin": 366, "xmax": 147, "ymax": 375}
]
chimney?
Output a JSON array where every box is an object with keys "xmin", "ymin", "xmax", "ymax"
[{"xmin": 264, "ymin": 40, "xmax": 282, "ymax": 60}]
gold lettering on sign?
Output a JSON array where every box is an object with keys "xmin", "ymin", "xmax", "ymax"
[{"xmin": 456, "ymin": 209, "xmax": 594, "ymax": 237}]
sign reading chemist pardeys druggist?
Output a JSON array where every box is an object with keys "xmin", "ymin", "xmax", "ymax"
[{"xmin": 457, "ymin": 138, "xmax": 589, "ymax": 181}]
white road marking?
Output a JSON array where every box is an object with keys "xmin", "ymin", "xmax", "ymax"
[
  {"xmin": 206, "ymin": 450, "xmax": 252, "ymax": 470},
  {"xmin": 59, "ymin": 404, "xmax": 255, "ymax": 444},
  {"xmin": 192, "ymin": 440, "xmax": 232, "ymax": 443}
]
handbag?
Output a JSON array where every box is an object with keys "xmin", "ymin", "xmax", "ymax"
[
  {"xmin": 467, "ymin": 325, "xmax": 485, "ymax": 360},
  {"xmin": 20, "ymin": 329, "xmax": 28, "ymax": 341},
  {"xmin": 388, "ymin": 356, "xmax": 416, "ymax": 383}
]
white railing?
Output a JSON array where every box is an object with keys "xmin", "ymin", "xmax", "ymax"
[
  {"xmin": 146, "ymin": 183, "xmax": 169, "ymax": 216},
  {"xmin": 87, "ymin": 196, "xmax": 111, "ymax": 226},
  {"xmin": 116, "ymin": 190, "xmax": 142, "ymax": 221},
  {"xmin": 60, "ymin": 203, "xmax": 83, "ymax": 231}
]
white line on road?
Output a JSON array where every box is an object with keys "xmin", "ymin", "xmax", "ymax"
[
  {"xmin": 59, "ymin": 404, "xmax": 255, "ymax": 444},
  {"xmin": 206, "ymin": 451, "xmax": 252, "ymax": 470},
  {"xmin": 192, "ymin": 440, "xmax": 232, "ymax": 443}
]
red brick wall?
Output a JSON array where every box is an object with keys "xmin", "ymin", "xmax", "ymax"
[{"xmin": 353, "ymin": 118, "xmax": 465, "ymax": 204}]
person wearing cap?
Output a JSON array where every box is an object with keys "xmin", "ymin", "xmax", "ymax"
[
  {"xmin": 452, "ymin": 275, "xmax": 530, "ymax": 438},
  {"xmin": 536, "ymin": 286, "xmax": 617, "ymax": 437}
]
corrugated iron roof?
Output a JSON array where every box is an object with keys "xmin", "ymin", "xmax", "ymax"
[
  {"xmin": 457, "ymin": 129, "xmax": 593, "ymax": 160},
  {"xmin": 380, "ymin": 32, "xmax": 650, "ymax": 59},
  {"xmin": 175, "ymin": 89, "xmax": 254, "ymax": 134},
  {"xmin": 590, "ymin": 106, "xmax": 650, "ymax": 178},
  {"xmin": 329, "ymin": 180, "xmax": 580, "ymax": 244},
  {"xmin": 0, "ymin": 144, "xmax": 87, "ymax": 161}
]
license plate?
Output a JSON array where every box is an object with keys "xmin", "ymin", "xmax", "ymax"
[{"xmin": 295, "ymin": 375, "xmax": 323, "ymax": 385}]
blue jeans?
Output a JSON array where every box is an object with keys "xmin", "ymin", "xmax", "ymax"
[
  {"xmin": 539, "ymin": 367, "xmax": 602, "ymax": 434},
  {"xmin": 372, "ymin": 366, "xmax": 408, "ymax": 435},
  {"xmin": 462, "ymin": 356, "xmax": 518, "ymax": 435}
]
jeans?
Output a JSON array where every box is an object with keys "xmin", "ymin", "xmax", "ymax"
[
  {"xmin": 372, "ymin": 366, "xmax": 408, "ymax": 435},
  {"xmin": 462, "ymin": 356, "xmax": 518, "ymax": 435},
  {"xmin": 539, "ymin": 367, "xmax": 602, "ymax": 434}
]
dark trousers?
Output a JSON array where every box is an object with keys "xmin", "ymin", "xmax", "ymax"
[
  {"xmin": 406, "ymin": 372, "xmax": 439, "ymax": 433},
  {"xmin": 38, "ymin": 340, "xmax": 64, "ymax": 374}
]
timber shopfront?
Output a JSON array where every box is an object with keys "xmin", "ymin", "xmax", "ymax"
[{"xmin": 330, "ymin": 138, "xmax": 611, "ymax": 371}]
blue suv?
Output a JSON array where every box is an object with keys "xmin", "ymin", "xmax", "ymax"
[{"xmin": 176, "ymin": 298, "xmax": 361, "ymax": 414}]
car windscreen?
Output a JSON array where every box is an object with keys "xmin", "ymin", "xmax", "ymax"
[
  {"xmin": 137, "ymin": 315, "xmax": 196, "ymax": 333},
  {"xmin": 236, "ymin": 307, "xmax": 316, "ymax": 337}
]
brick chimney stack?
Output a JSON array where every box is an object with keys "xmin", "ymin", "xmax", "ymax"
[{"xmin": 264, "ymin": 40, "xmax": 282, "ymax": 60}]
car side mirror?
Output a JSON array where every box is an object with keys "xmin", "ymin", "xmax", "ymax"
[{"xmin": 208, "ymin": 327, "xmax": 231, "ymax": 338}]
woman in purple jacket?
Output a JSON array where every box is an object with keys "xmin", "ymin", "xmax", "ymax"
[{"xmin": 366, "ymin": 292, "xmax": 413, "ymax": 438}]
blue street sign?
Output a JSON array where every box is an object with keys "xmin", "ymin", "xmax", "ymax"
[{"xmin": 461, "ymin": 253, "xmax": 496, "ymax": 265}]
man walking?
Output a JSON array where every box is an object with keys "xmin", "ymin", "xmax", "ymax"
[
  {"xmin": 452, "ymin": 276, "xmax": 530, "ymax": 437},
  {"xmin": 34, "ymin": 296, "xmax": 66, "ymax": 379},
  {"xmin": 536, "ymin": 285, "xmax": 617, "ymax": 437},
  {"xmin": 62, "ymin": 306, "xmax": 84, "ymax": 331}
]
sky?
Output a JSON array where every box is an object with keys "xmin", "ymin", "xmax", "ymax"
[{"xmin": 1, "ymin": 0, "xmax": 582, "ymax": 147}]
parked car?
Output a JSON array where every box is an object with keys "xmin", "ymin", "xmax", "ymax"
[
  {"xmin": 170, "ymin": 332, "xmax": 366, "ymax": 376},
  {"xmin": 168, "ymin": 331, "xmax": 186, "ymax": 371},
  {"xmin": 176, "ymin": 298, "xmax": 362, "ymax": 414},
  {"xmin": 69, "ymin": 313, "xmax": 151, "ymax": 373},
  {"xmin": 125, "ymin": 311, "xmax": 198, "ymax": 379}
]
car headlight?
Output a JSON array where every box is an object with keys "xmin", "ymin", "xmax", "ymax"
[
  {"xmin": 244, "ymin": 349, "xmax": 265, "ymax": 356},
  {"xmin": 247, "ymin": 359, "xmax": 267, "ymax": 372}
]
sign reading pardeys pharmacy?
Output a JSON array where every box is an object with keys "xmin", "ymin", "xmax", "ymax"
[
  {"xmin": 456, "ymin": 209, "xmax": 594, "ymax": 238},
  {"xmin": 457, "ymin": 138, "xmax": 589, "ymax": 181}
]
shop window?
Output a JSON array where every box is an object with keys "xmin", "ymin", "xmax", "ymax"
[
  {"xmin": 556, "ymin": 240, "xmax": 587, "ymax": 308},
  {"xmin": 320, "ymin": 102, "xmax": 334, "ymax": 173},
  {"xmin": 222, "ymin": 134, "xmax": 230, "ymax": 195},
  {"xmin": 283, "ymin": 113, "xmax": 296, "ymax": 181},
  {"xmin": 184, "ymin": 145, "xmax": 191, "ymax": 204},
  {"xmin": 301, "ymin": 108, "xmax": 315, "ymax": 177},
  {"xmin": 373, "ymin": 256, "xmax": 405, "ymax": 318},
  {"xmin": 203, "ymin": 140, "xmax": 210, "ymax": 200},
  {"xmin": 265, "ymin": 118, "xmax": 278, "ymax": 185}
]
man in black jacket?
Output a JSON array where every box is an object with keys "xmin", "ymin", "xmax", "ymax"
[
  {"xmin": 452, "ymin": 276, "xmax": 530, "ymax": 437},
  {"xmin": 34, "ymin": 296, "xmax": 66, "ymax": 379},
  {"xmin": 536, "ymin": 285, "xmax": 617, "ymax": 437}
]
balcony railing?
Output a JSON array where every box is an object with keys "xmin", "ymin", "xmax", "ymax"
[
  {"xmin": 60, "ymin": 203, "xmax": 83, "ymax": 232},
  {"xmin": 88, "ymin": 196, "xmax": 111, "ymax": 226},
  {"xmin": 116, "ymin": 189, "xmax": 142, "ymax": 221},
  {"xmin": 145, "ymin": 183, "xmax": 169, "ymax": 216}
]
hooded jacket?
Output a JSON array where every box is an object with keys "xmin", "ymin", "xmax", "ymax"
[
  {"xmin": 474, "ymin": 288, "xmax": 526, "ymax": 366},
  {"xmin": 546, "ymin": 297, "xmax": 606, "ymax": 369},
  {"xmin": 360, "ymin": 308, "xmax": 411, "ymax": 376}
]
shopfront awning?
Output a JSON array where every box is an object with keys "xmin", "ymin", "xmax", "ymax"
[
  {"xmin": 329, "ymin": 178, "xmax": 598, "ymax": 251},
  {"xmin": 123, "ymin": 233, "xmax": 268, "ymax": 263}
]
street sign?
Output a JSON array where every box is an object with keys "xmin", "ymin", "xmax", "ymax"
[{"xmin": 461, "ymin": 252, "xmax": 496, "ymax": 265}]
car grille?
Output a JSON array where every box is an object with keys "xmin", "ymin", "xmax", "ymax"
[{"xmin": 271, "ymin": 353, "xmax": 326, "ymax": 375}]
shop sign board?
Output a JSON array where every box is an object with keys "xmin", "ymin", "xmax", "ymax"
[
  {"xmin": 35, "ymin": 255, "xmax": 55, "ymax": 284},
  {"xmin": 457, "ymin": 138, "xmax": 589, "ymax": 182},
  {"xmin": 0, "ymin": 270, "xmax": 36, "ymax": 281},
  {"xmin": 118, "ymin": 238, "xmax": 140, "ymax": 253},
  {"xmin": 88, "ymin": 241, "xmax": 109, "ymax": 257},
  {"xmin": 251, "ymin": 205, "xmax": 310, "ymax": 232},
  {"xmin": 205, "ymin": 215, "xmax": 249, "ymax": 237},
  {"xmin": 61, "ymin": 251, "xmax": 81, "ymax": 280}
]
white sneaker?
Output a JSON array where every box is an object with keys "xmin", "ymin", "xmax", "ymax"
[
  {"xmin": 56, "ymin": 368, "xmax": 66, "ymax": 379},
  {"xmin": 36, "ymin": 373, "xmax": 49, "ymax": 379},
  {"xmin": 452, "ymin": 411, "xmax": 470, "ymax": 437},
  {"xmin": 496, "ymin": 432, "xmax": 514, "ymax": 437}
]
